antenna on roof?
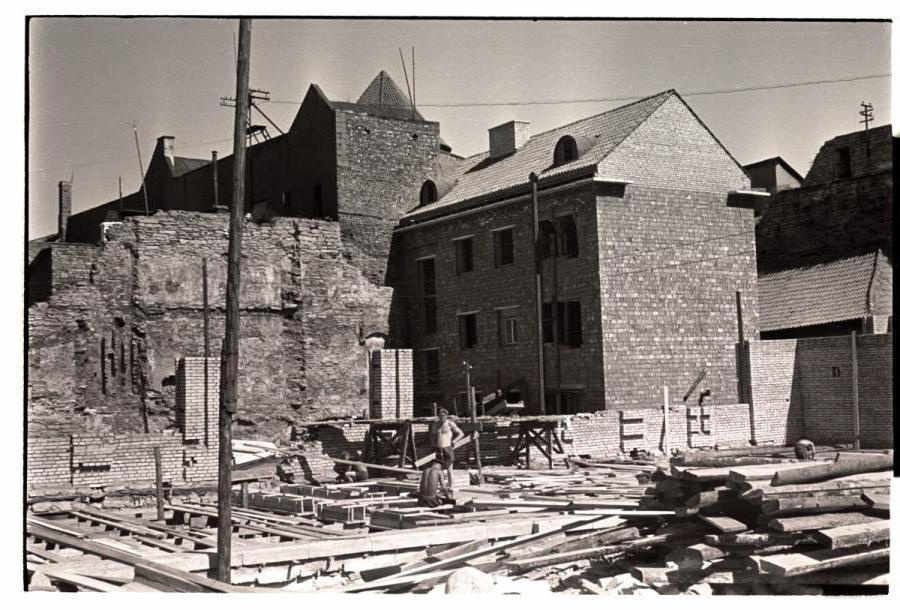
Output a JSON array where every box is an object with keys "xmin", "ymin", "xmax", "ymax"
[
  {"xmin": 412, "ymin": 46, "xmax": 416, "ymax": 110},
  {"xmin": 859, "ymin": 101, "xmax": 874, "ymax": 158},
  {"xmin": 398, "ymin": 48, "xmax": 415, "ymax": 119}
]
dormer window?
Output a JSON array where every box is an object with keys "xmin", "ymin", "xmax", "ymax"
[
  {"xmin": 420, "ymin": 180, "xmax": 438, "ymax": 206},
  {"xmin": 554, "ymin": 136, "xmax": 579, "ymax": 165}
]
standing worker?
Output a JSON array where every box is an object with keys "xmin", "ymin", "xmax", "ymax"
[{"xmin": 430, "ymin": 408, "xmax": 464, "ymax": 491}]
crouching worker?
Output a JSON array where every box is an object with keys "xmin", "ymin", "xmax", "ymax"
[{"xmin": 417, "ymin": 459, "xmax": 456, "ymax": 508}]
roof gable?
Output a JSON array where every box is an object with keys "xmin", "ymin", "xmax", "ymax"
[
  {"xmin": 404, "ymin": 90, "xmax": 675, "ymax": 220},
  {"xmin": 352, "ymin": 70, "xmax": 425, "ymax": 122}
]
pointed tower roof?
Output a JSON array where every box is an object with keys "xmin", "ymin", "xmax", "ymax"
[{"xmin": 344, "ymin": 70, "xmax": 426, "ymax": 122}]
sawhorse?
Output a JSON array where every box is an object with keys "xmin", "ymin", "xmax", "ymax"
[
  {"xmin": 510, "ymin": 420, "xmax": 565, "ymax": 469},
  {"xmin": 363, "ymin": 421, "xmax": 419, "ymax": 470}
]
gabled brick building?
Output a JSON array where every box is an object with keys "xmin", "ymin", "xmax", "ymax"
[
  {"xmin": 756, "ymin": 124, "xmax": 893, "ymax": 337},
  {"xmin": 389, "ymin": 90, "xmax": 762, "ymax": 415},
  {"xmin": 58, "ymin": 70, "xmax": 447, "ymax": 284}
]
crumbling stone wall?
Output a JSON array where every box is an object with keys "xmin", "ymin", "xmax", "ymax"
[{"xmin": 28, "ymin": 211, "xmax": 392, "ymax": 440}]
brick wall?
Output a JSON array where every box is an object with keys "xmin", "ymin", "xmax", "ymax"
[
  {"xmin": 746, "ymin": 334, "xmax": 892, "ymax": 449},
  {"xmin": 28, "ymin": 211, "xmax": 392, "ymax": 439},
  {"xmin": 369, "ymin": 349, "xmax": 414, "ymax": 419},
  {"xmin": 596, "ymin": 186, "xmax": 758, "ymax": 410},
  {"xmin": 27, "ymin": 356, "xmax": 219, "ymax": 493}
]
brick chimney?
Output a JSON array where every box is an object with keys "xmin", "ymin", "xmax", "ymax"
[
  {"xmin": 57, "ymin": 180, "xmax": 72, "ymax": 241},
  {"xmin": 488, "ymin": 121, "xmax": 531, "ymax": 159},
  {"xmin": 157, "ymin": 135, "xmax": 176, "ymax": 166}
]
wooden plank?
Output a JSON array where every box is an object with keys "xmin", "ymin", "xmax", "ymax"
[
  {"xmin": 698, "ymin": 515, "xmax": 747, "ymax": 533},
  {"xmin": 29, "ymin": 564, "xmax": 121, "ymax": 592},
  {"xmin": 766, "ymin": 511, "xmax": 882, "ymax": 533},
  {"xmin": 727, "ymin": 462, "xmax": 812, "ymax": 482},
  {"xmin": 813, "ymin": 520, "xmax": 890, "ymax": 550},
  {"xmin": 862, "ymin": 491, "xmax": 890, "ymax": 513},
  {"xmin": 760, "ymin": 494, "xmax": 869, "ymax": 515},
  {"xmin": 414, "ymin": 435, "xmax": 472, "ymax": 468},
  {"xmin": 331, "ymin": 458, "xmax": 420, "ymax": 477},
  {"xmin": 758, "ymin": 546, "xmax": 889, "ymax": 577},
  {"xmin": 770, "ymin": 452, "xmax": 893, "ymax": 486}
]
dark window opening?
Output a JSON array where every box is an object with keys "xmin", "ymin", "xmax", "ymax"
[
  {"xmin": 837, "ymin": 147, "xmax": 852, "ymax": 179},
  {"xmin": 312, "ymin": 184, "xmax": 323, "ymax": 217},
  {"xmin": 418, "ymin": 258, "xmax": 437, "ymax": 334},
  {"xmin": 418, "ymin": 350, "xmax": 440, "ymax": 386},
  {"xmin": 455, "ymin": 238, "xmax": 474, "ymax": 274},
  {"xmin": 554, "ymin": 136, "xmax": 578, "ymax": 165},
  {"xmin": 459, "ymin": 313, "xmax": 478, "ymax": 349},
  {"xmin": 539, "ymin": 216, "xmax": 578, "ymax": 259},
  {"xmin": 493, "ymin": 228, "xmax": 514, "ymax": 267},
  {"xmin": 282, "ymin": 191, "xmax": 293, "ymax": 209},
  {"xmin": 502, "ymin": 317, "xmax": 520, "ymax": 345},
  {"xmin": 545, "ymin": 390, "xmax": 584, "ymax": 415},
  {"xmin": 420, "ymin": 180, "xmax": 438, "ymax": 206},
  {"xmin": 542, "ymin": 300, "xmax": 582, "ymax": 347}
]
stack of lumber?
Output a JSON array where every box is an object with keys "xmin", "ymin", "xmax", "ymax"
[{"xmin": 622, "ymin": 450, "xmax": 892, "ymax": 594}]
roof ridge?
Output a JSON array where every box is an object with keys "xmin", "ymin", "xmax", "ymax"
[{"xmin": 455, "ymin": 89, "xmax": 676, "ymax": 162}]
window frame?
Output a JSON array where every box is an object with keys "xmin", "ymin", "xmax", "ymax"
[
  {"xmin": 458, "ymin": 312, "xmax": 479, "ymax": 349},
  {"xmin": 453, "ymin": 236, "xmax": 475, "ymax": 274},
  {"xmin": 491, "ymin": 226, "xmax": 515, "ymax": 267}
]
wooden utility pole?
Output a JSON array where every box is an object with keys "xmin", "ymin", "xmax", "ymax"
[
  {"xmin": 463, "ymin": 361, "xmax": 483, "ymax": 484},
  {"xmin": 850, "ymin": 331, "xmax": 860, "ymax": 450},
  {"xmin": 118, "ymin": 177, "xmax": 123, "ymax": 213},
  {"xmin": 211, "ymin": 151, "xmax": 220, "ymax": 209},
  {"xmin": 529, "ymin": 173, "xmax": 546, "ymax": 415},
  {"xmin": 662, "ymin": 386, "xmax": 670, "ymax": 457},
  {"xmin": 153, "ymin": 447, "xmax": 164, "ymax": 521},
  {"xmin": 130, "ymin": 122, "xmax": 150, "ymax": 216},
  {"xmin": 216, "ymin": 17, "xmax": 252, "ymax": 584}
]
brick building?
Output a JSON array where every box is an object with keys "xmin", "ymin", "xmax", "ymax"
[
  {"xmin": 55, "ymin": 70, "xmax": 449, "ymax": 284},
  {"xmin": 755, "ymin": 124, "xmax": 893, "ymax": 338},
  {"xmin": 742, "ymin": 156, "xmax": 803, "ymax": 196},
  {"xmin": 389, "ymin": 90, "xmax": 762, "ymax": 415}
]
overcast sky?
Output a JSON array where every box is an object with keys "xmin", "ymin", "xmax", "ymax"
[{"xmin": 27, "ymin": 17, "xmax": 891, "ymax": 239}]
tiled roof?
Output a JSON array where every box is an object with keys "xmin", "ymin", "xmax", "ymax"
[
  {"xmin": 758, "ymin": 252, "xmax": 878, "ymax": 331},
  {"xmin": 341, "ymin": 70, "xmax": 427, "ymax": 122},
  {"xmin": 403, "ymin": 90, "xmax": 675, "ymax": 220},
  {"xmin": 172, "ymin": 157, "xmax": 208, "ymax": 177}
]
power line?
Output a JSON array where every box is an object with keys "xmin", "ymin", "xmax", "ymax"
[{"xmin": 269, "ymin": 73, "xmax": 890, "ymax": 108}]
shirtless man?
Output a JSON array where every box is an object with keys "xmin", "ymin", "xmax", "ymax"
[{"xmin": 430, "ymin": 408, "xmax": 464, "ymax": 490}]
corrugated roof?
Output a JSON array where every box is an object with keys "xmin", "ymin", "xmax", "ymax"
[
  {"xmin": 758, "ymin": 252, "xmax": 878, "ymax": 331},
  {"xmin": 403, "ymin": 90, "xmax": 674, "ymax": 220}
]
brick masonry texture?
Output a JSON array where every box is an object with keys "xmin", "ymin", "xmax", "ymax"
[
  {"xmin": 27, "ymin": 357, "xmax": 219, "ymax": 492},
  {"xmin": 369, "ymin": 349, "xmax": 414, "ymax": 419},
  {"xmin": 28, "ymin": 211, "xmax": 392, "ymax": 441},
  {"xmin": 756, "ymin": 125, "xmax": 892, "ymax": 274},
  {"xmin": 391, "ymin": 91, "xmax": 756, "ymax": 415},
  {"xmin": 745, "ymin": 334, "xmax": 892, "ymax": 448}
]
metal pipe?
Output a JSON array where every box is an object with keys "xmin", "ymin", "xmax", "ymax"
[{"xmin": 530, "ymin": 173, "xmax": 546, "ymax": 415}]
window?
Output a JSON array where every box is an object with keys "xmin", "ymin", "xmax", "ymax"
[
  {"xmin": 545, "ymin": 390, "xmax": 584, "ymax": 415},
  {"xmin": 542, "ymin": 300, "xmax": 583, "ymax": 347},
  {"xmin": 420, "ymin": 180, "xmax": 438, "ymax": 206},
  {"xmin": 554, "ymin": 136, "xmax": 579, "ymax": 165},
  {"xmin": 312, "ymin": 184, "xmax": 323, "ymax": 217},
  {"xmin": 493, "ymin": 228, "xmax": 514, "ymax": 267},
  {"xmin": 503, "ymin": 318, "xmax": 520, "ymax": 345},
  {"xmin": 837, "ymin": 147, "xmax": 852, "ymax": 178},
  {"xmin": 418, "ymin": 258, "xmax": 437, "ymax": 334},
  {"xmin": 455, "ymin": 237, "xmax": 474, "ymax": 274},
  {"xmin": 459, "ymin": 313, "xmax": 478, "ymax": 349},
  {"xmin": 539, "ymin": 216, "xmax": 578, "ymax": 259},
  {"xmin": 417, "ymin": 349, "xmax": 440, "ymax": 386}
]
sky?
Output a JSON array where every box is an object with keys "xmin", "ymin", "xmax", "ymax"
[{"xmin": 27, "ymin": 17, "xmax": 892, "ymax": 239}]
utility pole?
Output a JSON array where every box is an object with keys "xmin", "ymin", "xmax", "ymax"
[
  {"xmin": 130, "ymin": 122, "xmax": 150, "ymax": 216},
  {"xmin": 859, "ymin": 102, "xmax": 874, "ymax": 158},
  {"xmin": 216, "ymin": 17, "xmax": 252, "ymax": 584},
  {"xmin": 118, "ymin": 177, "xmax": 123, "ymax": 213},
  {"xmin": 211, "ymin": 151, "xmax": 220, "ymax": 209},
  {"xmin": 529, "ymin": 173, "xmax": 546, "ymax": 415},
  {"xmin": 462, "ymin": 361, "xmax": 483, "ymax": 484},
  {"xmin": 850, "ymin": 331, "xmax": 860, "ymax": 450}
]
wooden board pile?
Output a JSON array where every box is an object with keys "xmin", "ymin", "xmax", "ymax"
[{"xmin": 625, "ymin": 449, "xmax": 893, "ymax": 594}]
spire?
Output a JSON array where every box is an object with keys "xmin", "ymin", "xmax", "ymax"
[{"xmin": 357, "ymin": 70, "xmax": 413, "ymax": 110}]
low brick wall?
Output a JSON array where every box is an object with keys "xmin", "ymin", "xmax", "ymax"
[
  {"xmin": 27, "ymin": 356, "xmax": 219, "ymax": 494},
  {"xmin": 745, "ymin": 334, "xmax": 892, "ymax": 448}
]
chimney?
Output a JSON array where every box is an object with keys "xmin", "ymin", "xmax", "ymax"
[
  {"xmin": 157, "ymin": 136, "xmax": 176, "ymax": 166},
  {"xmin": 488, "ymin": 121, "xmax": 530, "ymax": 159},
  {"xmin": 57, "ymin": 180, "xmax": 72, "ymax": 241}
]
